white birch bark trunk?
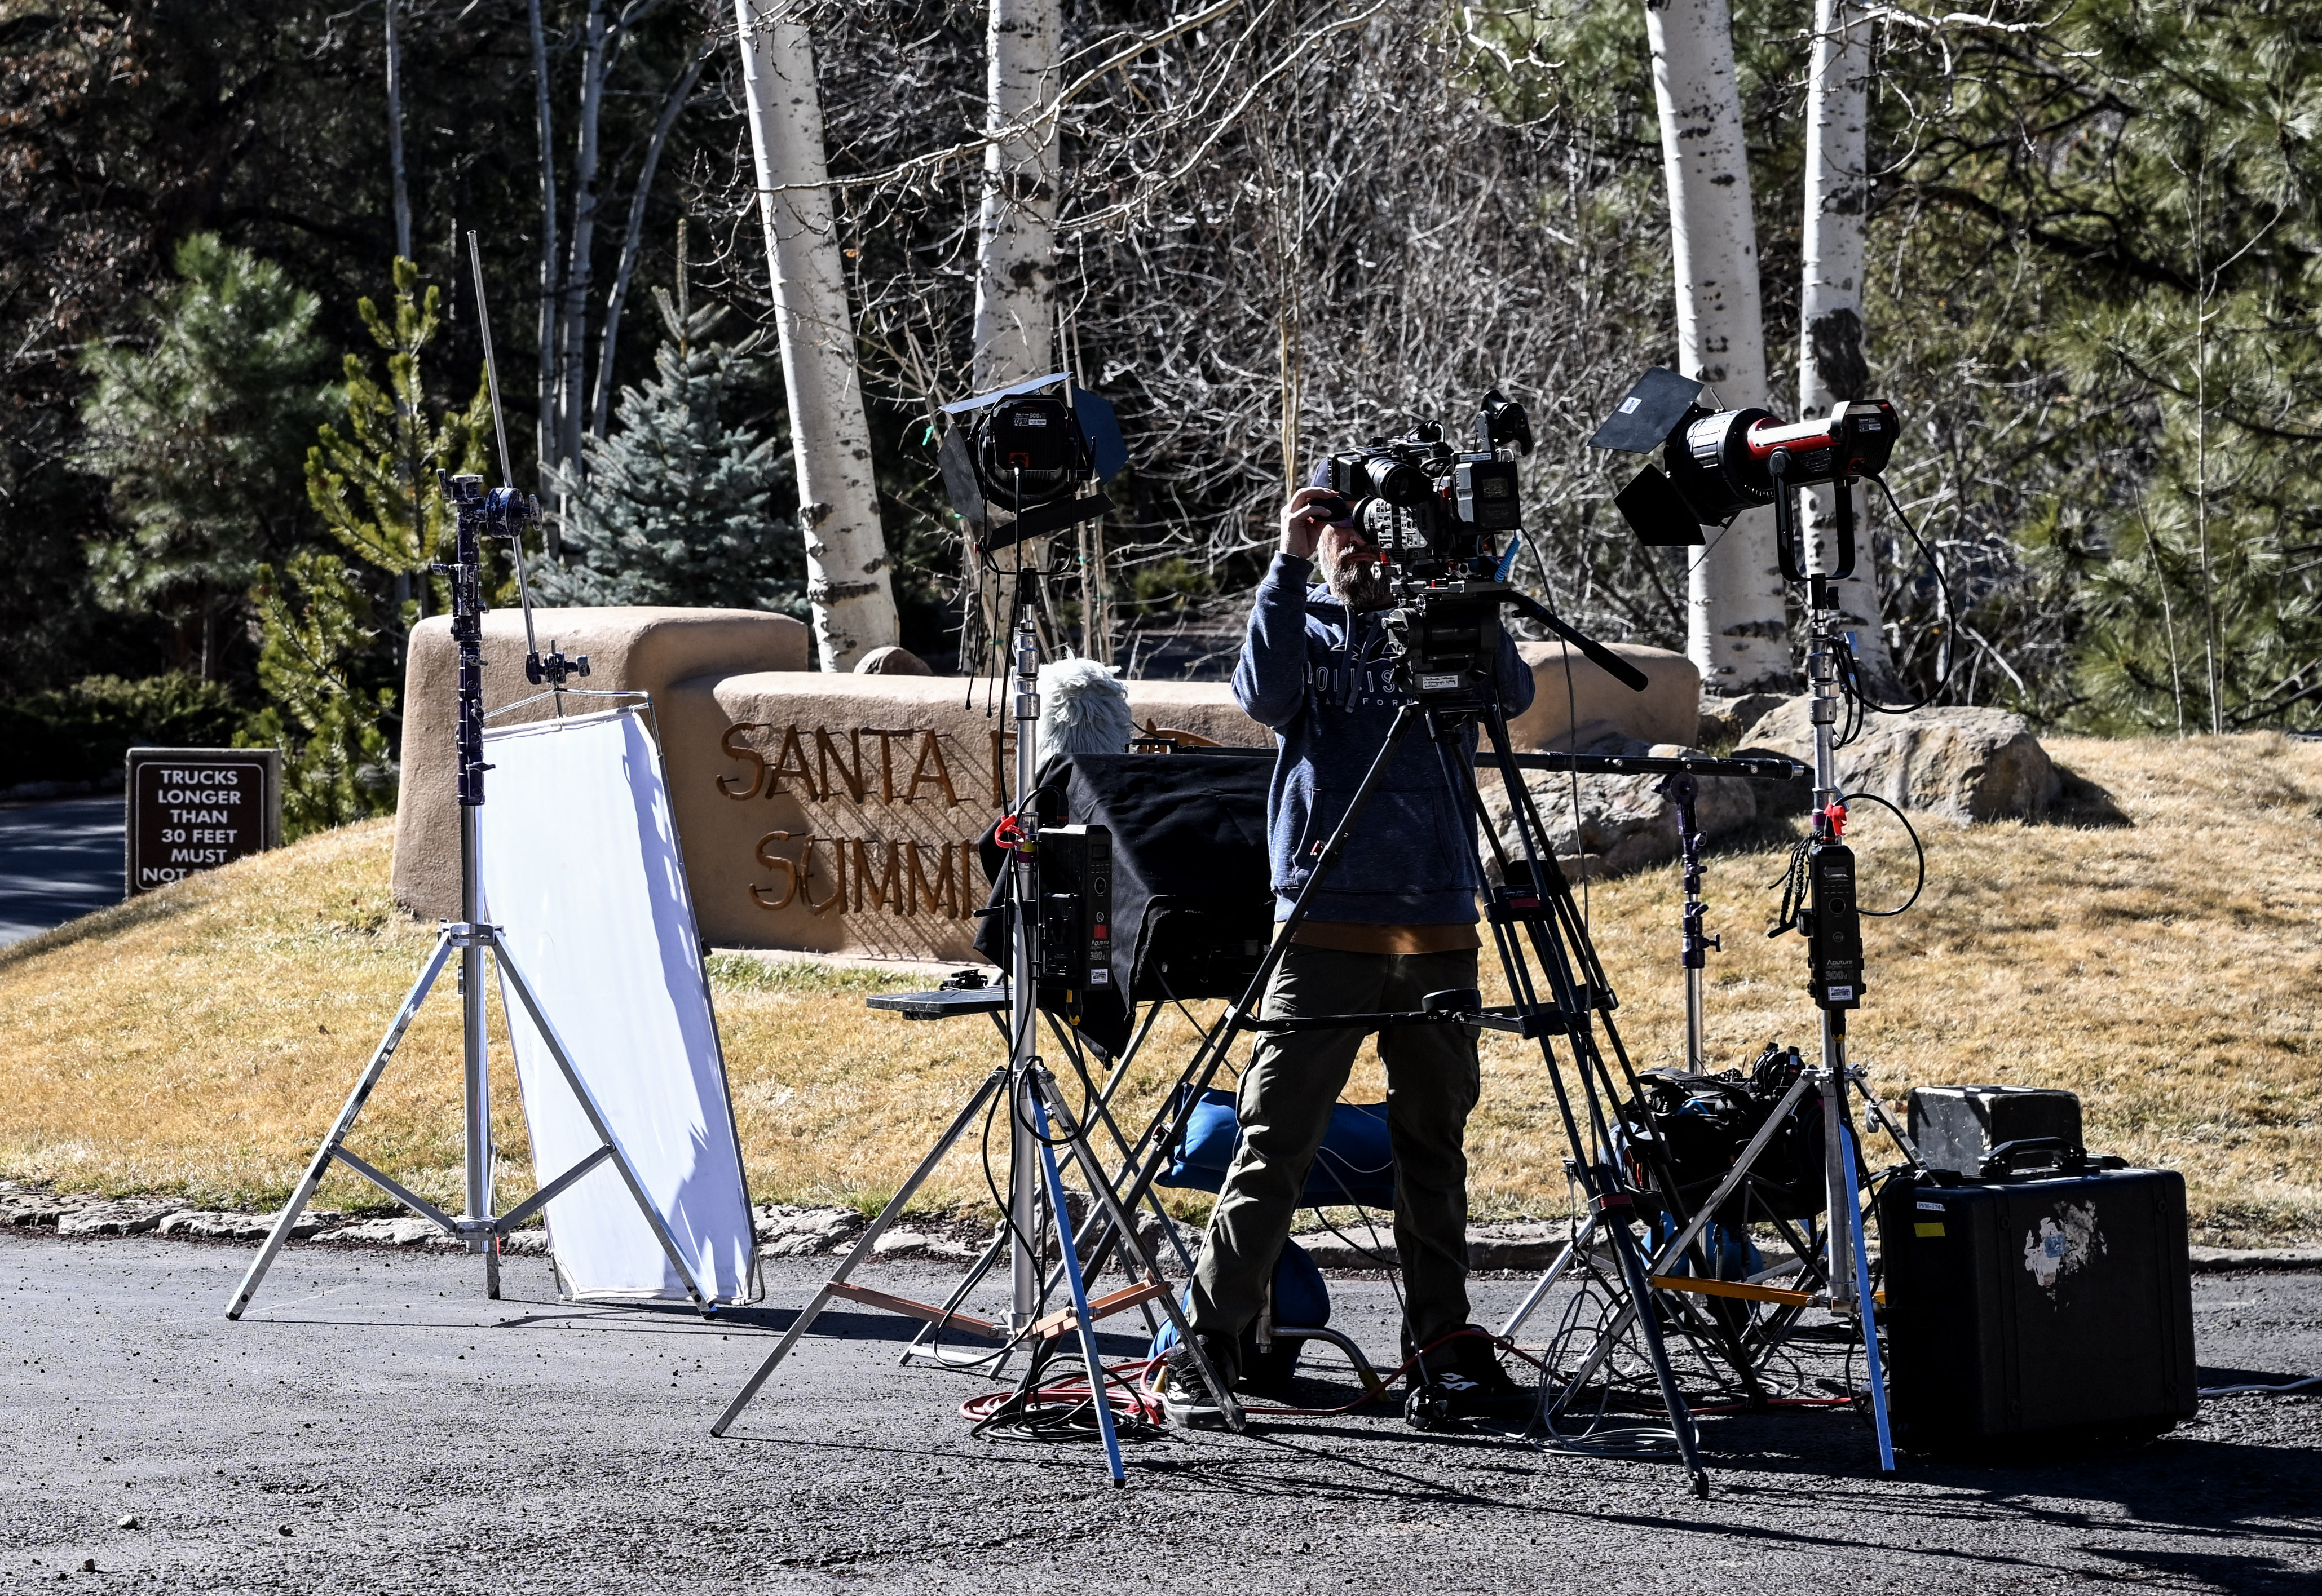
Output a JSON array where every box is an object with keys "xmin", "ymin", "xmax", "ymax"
[
  {"xmin": 972, "ymin": 0, "xmax": 1060, "ymax": 389},
  {"xmin": 558, "ymin": 0, "xmax": 610, "ymax": 492},
  {"xmin": 1798, "ymin": 0, "xmax": 1894, "ymax": 690},
  {"xmin": 527, "ymin": 0, "xmax": 562, "ymax": 545},
  {"xmin": 968, "ymin": 0, "xmax": 1062, "ymax": 655},
  {"xmin": 734, "ymin": 1, "xmax": 900, "ymax": 669},
  {"xmin": 1647, "ymin": 0, "xmax": 1791, "ymax": 695}
]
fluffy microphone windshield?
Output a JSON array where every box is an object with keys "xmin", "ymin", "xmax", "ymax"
[{"xmin": 1036, "ymin": 657, "xmax": 1134, "ymax": 766}]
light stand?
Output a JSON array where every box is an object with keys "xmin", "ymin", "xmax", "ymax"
[
  {"xmin": 1534, "ymin": 460, "xmax": 1901, "ymax": 1466},
  {"xmin": 227, "ymin": 476, "xmax": 705, "ymax": 1320},
  {"xmin": 1661, "ymin": 771, "xmax": 1718, "ymax": 1076},
  {"xmin": 1772, "ymin": 451, "xmax": 1894, "ymax": 1469},
  {"xmin": 711, "ymin": 558, "xmax": 1243, "ymax": 1479}
]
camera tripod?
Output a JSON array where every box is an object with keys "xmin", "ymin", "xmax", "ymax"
[
  {"xmin": 712, "ymin": 563, "xmax": 1242, "ymax": 1482},
  {"xmin": 227, "ymin": 475, "xmax": 707, "ymax": 1320}
]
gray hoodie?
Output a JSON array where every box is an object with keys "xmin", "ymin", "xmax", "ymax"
[{"xmin": 1230, "ymin": 552, "xmax": 1535, "ymax": 924}]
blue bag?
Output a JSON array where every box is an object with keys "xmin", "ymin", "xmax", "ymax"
[{"xmin": 1159, "ymin": 1087, "xmax": 1397, "ymax": 1211}]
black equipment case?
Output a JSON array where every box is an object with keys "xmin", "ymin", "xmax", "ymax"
[{"xmin": 1878, "ymin": 1164, "xmax": 2197, "ymax": 1454}]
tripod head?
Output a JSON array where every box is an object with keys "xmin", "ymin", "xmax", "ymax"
[{"xmin": 1383, "ymin": 578, "xmax": 1649, "ymax": 714}]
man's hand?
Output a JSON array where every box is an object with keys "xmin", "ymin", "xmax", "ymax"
[{"xmin": 1281, "ymin": 487, "xmax": 1347, "ymax": 561}]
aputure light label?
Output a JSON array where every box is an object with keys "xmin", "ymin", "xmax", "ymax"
[{"xmin": 125, "ymin": 747, "xmax": 281, "ymax": 895}]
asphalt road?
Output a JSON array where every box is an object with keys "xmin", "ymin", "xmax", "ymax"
[
  {"xmin": 0, "ymin": 798, "xmax": 121, "ymax": 947},
  {"xmin": 3, "ymin": 1233, "xmax": 2316, "ymax": 1594}
]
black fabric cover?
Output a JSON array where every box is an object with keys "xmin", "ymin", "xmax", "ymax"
[{"xmin": 974, "ymin": 749, "xmax": 1274, "ymax": 1055}]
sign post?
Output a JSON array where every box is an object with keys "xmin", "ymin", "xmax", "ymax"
[{"xmin": 124, "ymin": 747, "xmax": 282, "ymax": 896}]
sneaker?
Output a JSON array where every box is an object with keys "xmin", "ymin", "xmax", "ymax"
[
  {"xmin": 1162, "ymin": 1334, "xmax": 1239, "ymax": 1428},
  {"xmin": 1405, "ymin": 1326, "xmax": 1534, "ymax": 1428}
]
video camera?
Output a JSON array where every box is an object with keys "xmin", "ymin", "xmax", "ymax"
[
  {"xmin": 1319, "ymin": 390, "xmax": 1645, "ymax": 704},
  {"xmin": 936, "ymin": 373, "xmax": 1128, "ymax": 553},
  {"xmin": 1320, "ymin": 388, "xmax": 1533, "ymax": 589}
]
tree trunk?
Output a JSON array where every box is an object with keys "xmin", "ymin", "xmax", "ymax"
[
  {"xmin": 972, "ymin": 0, "xmax": 1060, "ymax": 388},
  {"xmin": 968, "ymin": 0, "xmax": 1061, "ymax": 656},
  {"xmin": 385, "ymin": 0, "xmax": 412, "ymax": 264},
  {"xmin": 557, "ymin": 0, "xmax": 611, "ymax": 496},
  {"xmin": 589, "ymin": 41, "xmax": 710, "ymax": 440},
  {"xmin": 1798, "ymin": 0, "xmax": 1894, "ymax": 691},
  {"xmin": 732, "ymin": 1, "xmax": 899, "ymax": 669},
  {"xmin": 527, "ymin": 0, "xmax": 563, "ymax": 549},
  {"xmin": 1646, "ymin": 0, "xmax": 1790, "ymax": 696}
]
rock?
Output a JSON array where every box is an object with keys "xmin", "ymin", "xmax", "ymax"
[
  {"xmin": 1746, "ymin": 697, "xmax": 2062, "ymax": 821},
  {"xmin": 320, "ymin": 1216, "xmax": 452, "ymax": 1248},
  {"xmin": 1697, "ymin": 691, "xmax": 1790, "ymax": 748},
  {"xmin": 869, "ymin": 1225, "xmax": 981, "ymax": 1262},
  {"xmin": 752, "ymin": 1205, "xmax": 866, "ymax": 1257},
  {"xmin": 117, "ymin": 1516, "xmax": 138, "ymax": 1530},
  {"xmin": 1481, "ymin": 736, "xmax": 1758, "ymax": 880},
  {"xmin": 55, "ymin": 1201, "xmax": 179, "ymax": 1237},
  {"xmin": 854, "ymin": 645, "xmax": 933, "ymax": 676},
  {"xmin": 154, "ymin": 1209, "xmax": 339, "ymax": 1242},
  {"xmin": 1505, "ymin": 640, "xmax": 1700, "ymax": 751},
  {"xmin": 500, "ymin": 1231, "xmax": 551, "ymax": 1257},
  {"xmin": 1, "ymin": 1191, "xmax": 76, "ymax": 1227}
]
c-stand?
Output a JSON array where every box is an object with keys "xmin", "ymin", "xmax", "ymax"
[{"xmin": 226, "ymin": 475, "xmax": 707, "ymax": 1320}]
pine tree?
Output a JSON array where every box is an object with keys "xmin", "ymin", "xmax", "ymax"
[
  {"xmin": 303, "ymin": 256, "xmax": 491, "ymax": 638},
  {"xmin": 74, "ymin": 234, "xmax": 327, "ymax": 680},
  {"xmin": 532, "ymin": 300, "xmax": 804, "ymax": 613},
  {"xmin": 255, "ymin": 258, "xmax": 485, "ymax": 834},
  {"xmin": 242, "ymin": 551, "xmax": 399, "ymax": 840}
]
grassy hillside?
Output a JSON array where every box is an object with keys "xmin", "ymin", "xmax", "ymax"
[{"xmin": 1, "ymin": 733, "xmax": 2315, "ymax": 1245}]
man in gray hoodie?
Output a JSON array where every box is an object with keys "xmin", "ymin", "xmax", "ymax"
[{"xmin": 1163, "ymin": 483, "xmax": 1536, "ymax": 1426}]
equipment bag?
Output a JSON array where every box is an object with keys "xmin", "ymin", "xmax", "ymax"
[{"xmin": 1158, "ymin": 1087, "xmax": 1397, "ymax": 1212}]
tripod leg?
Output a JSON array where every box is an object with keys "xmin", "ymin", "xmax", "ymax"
[
  {"xmin": 1028, "ymin": 1086, "xmax": 1127, "ymax": 1484},
  {"xmin": 1603, "ymin": 1209, "xmax": 1712, "ymax": 1498},
  {"xmin": 228, "ymin": 933, "xmax": 457, "ymax": 1320},
  {"xmin": 1498, "ymin": 1214, "xmax": 1595, "ymax": 1342},
  {"xmin": 492, "ymin": 938, "xmax": 711, "ymax": 1311},
  {"xmin": 713, "ymin": 1066, "xmax": 1011, "ymax": 1437},
  {"xmin": 1033, "ymin": 1069, "xmax": 1244, "ymax": 1433}
]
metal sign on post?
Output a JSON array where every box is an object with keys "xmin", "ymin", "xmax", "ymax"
[{"xmin": 123, "ymin": 746, "xmax": 282, "ymax": 896}]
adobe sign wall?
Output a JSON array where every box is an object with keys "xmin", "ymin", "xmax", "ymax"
[{"xmin": 392, "ymin": 607, "xmax": 1697, "ymax": 962}]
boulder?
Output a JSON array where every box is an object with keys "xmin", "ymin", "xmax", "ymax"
[
  {"xmin": 1698, "ymin": 691, "xmax": 1790, "ymax": 748},
  {"xmin": 322, "ymin": 1216, "xmax": 453, "ymax": 1248},
  {"xmin": 752, "ymin": 1204, "xmax": 867, "ymax": 1257},
  {"xmin": 1505, "ymin": 640, "xmax": 1699, "ymax": 751},
  {"xmin": 155, "ymin": 1208, "xmax": 339, "ymax": 1242},
  {"xmin": 1480, "ymin": 736, "xmax": 1758, "ymax": 879},
  {"xmin": 1746, "ymin": 697, "xmax": 2061, "ymax": 821}
]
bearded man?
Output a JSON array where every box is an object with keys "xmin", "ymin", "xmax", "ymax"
[{"xmin": 1161, "ymin": 480, "xmax": 1536, "ymax": 1426}]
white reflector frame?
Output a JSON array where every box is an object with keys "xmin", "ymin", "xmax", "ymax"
[{"xmin": 478, "ymin": 706, "xmax": 758, "ymax": 1303}]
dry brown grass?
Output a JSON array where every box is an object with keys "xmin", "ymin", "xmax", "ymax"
[{"xmin": 2, "ymin": 733, "xmax": 2316, "ymax": 1245}]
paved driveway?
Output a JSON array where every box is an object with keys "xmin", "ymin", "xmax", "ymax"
[
  {"xmin": 0, "ymin": 796, "xmax": 121, "ymax": 947},
  {"xmin": 2, "ymin": 1234, "xmax": 2315, "ymax": 1594}
]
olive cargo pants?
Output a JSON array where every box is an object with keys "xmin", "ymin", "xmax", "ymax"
[{"xmin": 1186, "ymin": 943, "xmax": 1482, "ymax": 1350}]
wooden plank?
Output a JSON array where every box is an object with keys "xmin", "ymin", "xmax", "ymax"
[
  {"xmin": 1650, "ymin": 1274, "xmax": 1814, "ymax": 1307},
  {"xmin": 1025, "ymin": 1281, "xmax": 1171, "ymax": 1343},
  {"xmin": 824, "ymin": 1281, "xmax": 1003, "ymax": 1339},
  {"xmin": 1649, "ymin": 1275, "xmax": 1886, "ymax": 1309}
]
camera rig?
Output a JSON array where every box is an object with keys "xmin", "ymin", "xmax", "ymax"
[{"xmin": 1324, "ymin": 391, "xmax": 1652, "ymax": 701}]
